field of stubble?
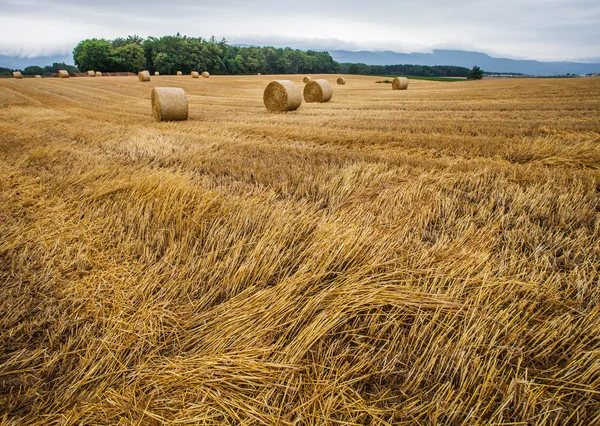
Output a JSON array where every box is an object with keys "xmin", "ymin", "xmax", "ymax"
[{"xmin": 1, "ymin": 75, "xmax": 599, "ymax": 425}]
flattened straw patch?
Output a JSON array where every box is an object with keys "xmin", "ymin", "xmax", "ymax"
[
  {"xmin": 303, "ymin": 79, "xmax": 333, "ymax": 103},
  {"xmin": 392, "ymin": 77, "xmax": 409, "ymax": 90},
  {"xmin": 151, "ymin": 87, "xmax": 189, "ymax": 122},
  {"xmin": 138, "ymin": 71, "xmax": 151, "ymax": 82},
  {"xmin": 263, "ymin": 80, "xmax": 302, "ymax": 112}
]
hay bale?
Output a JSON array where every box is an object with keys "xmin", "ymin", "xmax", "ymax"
[
  {"xmin": 88, "ymin": 70, "xmax": 96, "ymax": 77},
  {"xmin": 177, "ymin": 71, "xmax": 183, "ymax": 76},
  {"xmin": 155, "ymin": 71, "xmax": 160, "ymax": 76},
  {"xmin": 303, "ymin": 79, "xmax": 333, "ymax": 103},
  {"xmin": 303, "ymin": 76, "xmax": 312, "ymax": 83},
  {"xmin": 337, "ymin": 77, "xmax": 346, "ymax": 85},
  {"xmin": 191, "ymin": 71, "xmax": 199, "ymax": 78},
  {"xmin": 35, "ymin": 75, "xmax": 42, "ymax": 78},
  {"xmin": 95, "ymin": 71, "xmax": 102, "ymax": 77},
  {"xmin": 151, "ymin": 87, "xmax": 189, "ymax": 122},
  {"xmin": 138, "ymin": 71, "xmax": 151, "ymax": 82},
  {"xmin": 392, "ymin": 77, "xmax": 409, "ymax": 90},
  {"xmin": 58, "ymin": 70, "xmax": 69, "ymax": 78},
  {"xmin": 202, "ymin": 72, "xmax": 210, "ymax": 78},
  {"xmin": 12, "ymin": 71, "xmax": 23, "ymax": 79},
  {"xmin": 258, "ymin": 73, "xmax": 261, "ymax": 76},
  {"xmin": 263, "ymin": 80, "xmax": 302, "ymax": 112}
]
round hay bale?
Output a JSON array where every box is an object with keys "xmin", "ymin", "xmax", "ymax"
[
  {"xmin": 258, "ymin": 73, "xmax": 261, "ymax": 76},
  {"xmin": 191, "ymin": 71, "xmax": 199, "ymax": 78},
  {"xmin": 12, "ymin": 71, "xmax": 23, "ymax": 79},
  {"xmin": 154, "ymin": 71, "xmax": 160, "ymax": 76},
  {"xmin": 138, "ymin": 71, "xmax": 151, "ymax": 82},
  {"xmin": 303, "ymin": 79, "xmax": 333, "ymax": 103},
  {"xmin": 88, "ymin": 70, "xmax": 96, "ymax": 77},
  {"xmin": 337, "ymin": 77, "xmax": 346, "ymax": 85},
  {"xmin": 263, "ymin": 80, "xmax": 302, "ymax": 112},
  {"xmin": 303, "ymin": 76, "xmax": 312, "ymax": 83},
  {"xmin": 95, "ymin": 71, "xmax": 102, "ymax": 77},
  {"xmin": 392, "ymin": 77, "xmax": 409, "ymax": 90},
  {"xmin": 202, "ymin": 72, "xmax": 210, "ymax": 78},
  {"xmin": 177, "ymin": 71, "xmax": 183, "ymax": 76},
  {"xmin": 35, "ymin": 75, "xmax": 42, "ymax": 78},
  {"xmin": 58, "ymin": 70, "xmax": 69, "ymax": 78},
  {"xmin": 151, "ymin": 87, "xmax": 189, "ymax": 122}
]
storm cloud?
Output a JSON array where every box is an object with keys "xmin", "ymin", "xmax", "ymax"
[{"xmin": 0, "ymin": 0, "xmax": 598, "ymax": 61}]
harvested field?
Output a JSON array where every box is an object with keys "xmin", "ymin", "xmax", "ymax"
[{"xmin": 1, "ymin": 75, "xmax": 599, "ymax": 425}]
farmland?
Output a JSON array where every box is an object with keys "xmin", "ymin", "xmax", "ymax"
[{"xmin": 1, "ymin": 75, "xmax": 599, "ymax": 424}]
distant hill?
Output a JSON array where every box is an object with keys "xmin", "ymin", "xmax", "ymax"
[
  {"xmin": 329, "ymin": 49, "xmax": 600, "ymax": 76},
  {"xmin": 0, "ymin": 54, "xmax": 73, "ymax": 69}
]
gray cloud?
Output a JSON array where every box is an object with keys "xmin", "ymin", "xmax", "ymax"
[{"xmin": 0, "ymin": 0, "xmax": 598, "ymax": 61}]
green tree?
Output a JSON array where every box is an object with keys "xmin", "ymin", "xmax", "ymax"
[
  {"xmin": 22, "ymin": 65, "xmax": 47, "ymax": 76},
  {"xmin": 467, "ymin": 66, "xmax": 484, "ymax": 80},
  {"xmin": 115, "ymin": 43, "xmax": 146, "ymax": 72},
  {"xmin": 73, "ymin": 39, "xmax": 117, "ymax": 72}
]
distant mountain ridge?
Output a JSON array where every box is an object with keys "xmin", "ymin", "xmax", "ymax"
[
  {"xmin": 2, "ymin": 49, "xmax": 599, "ymax": 76},
  {"xmin": 329, "ymin": 49, "xmax": 600, "ymax": 76}
]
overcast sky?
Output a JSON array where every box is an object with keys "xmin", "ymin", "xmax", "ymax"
[{"xmin": 0, "ymin": 0, "xmax": 598, "ymax": 61}]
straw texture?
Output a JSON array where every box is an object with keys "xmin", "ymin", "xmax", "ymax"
[
  {"xmin": 263, "ymin": 80, "xmax": 302, "ymax": 112},
  {"xmin": 303, "ymin": 79, "xmax": 333, "ymax": 103},
  {"xmin": 392, "ymin": 77, "xmax": 409, "ymax": 90},
  {"xmin": 151, "ymin": 87, "xmax": 189, "ymax": 122},
  {"xmin": 138, "ymin": 71, "xmax": 151, "ymax": 82}
]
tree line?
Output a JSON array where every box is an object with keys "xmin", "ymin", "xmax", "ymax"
[
  {"xmin": 4, "ymin": 63, "xmax": 78, "ymax": 77},
  {"xmin": 2, "ymin": 35, "xmax": 482, "ymax": 79},
  {"xmin": 72, "ymin": 35, "xmax": 340, "ymax": 75},
  {"xmin": 339, "ymin": 63, "xmax": 471, "ymax": 77}
]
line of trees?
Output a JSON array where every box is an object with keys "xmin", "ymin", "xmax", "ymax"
[
  {"xmin": 1, "ymin": 63, "xmax": 79, "ymax": 76},
  {"xmin": 339, "ymin": 63, "xmax": 471, "ymax": 77},
  {"xmin": 72, "ymin": 35, "xmax": 341, "ymax": 75}
]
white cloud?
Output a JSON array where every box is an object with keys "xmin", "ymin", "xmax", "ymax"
[{"xmin": 0, "ymin": 0, "xmax": 598, "ymax": 61}]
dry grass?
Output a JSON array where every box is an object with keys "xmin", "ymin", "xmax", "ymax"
[{"xmin": 0, "ymin": 74, "xmax": 599, "ymax": 425}]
